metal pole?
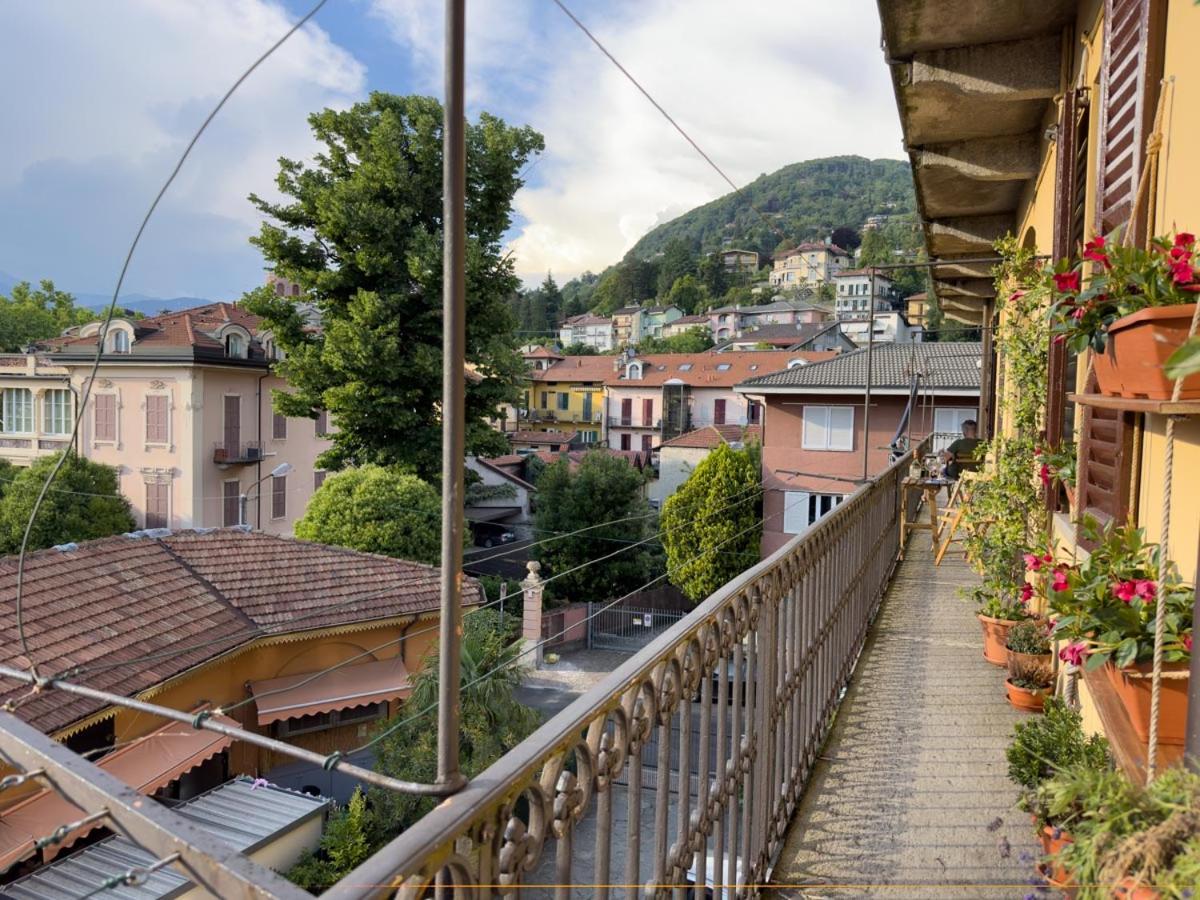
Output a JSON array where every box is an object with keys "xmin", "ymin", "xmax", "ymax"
[
  {"xmin": 978, "ymin": 298, "xmax": 995, "ymax": 439},
  {"xmin": 437, "ymin": 0, "xmax": 467, "ymax": 792},
  {"xmin": 861, "ymin": 268, "xmax": 876, "ymax": 481}
]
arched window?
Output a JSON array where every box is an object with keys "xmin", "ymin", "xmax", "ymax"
[
  {"xmin": 275, "ymin": 281, "xmax": 285, "ymax": 296},
  {"xmin": 787, "ymin": 358, "xmax": 807, "ymax": 370},
  {"xmin": 110, "ymin": 330, "xmax": 130, "ymax": 354},
  {"xmin": 225, "ymin": 334, "xmax": 245, "ymax": 358},
  {"xmin": 626, "ymin": 362, "xmax": 643, "ymax": 380},
  {"xmin": 290, "ymin": 283, "xmax": 300, "ymax": 297}
]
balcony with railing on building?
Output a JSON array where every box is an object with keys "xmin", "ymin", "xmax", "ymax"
[{"xmin": 213, "ymin": 439, "xmax": 263, "ymax": 465}]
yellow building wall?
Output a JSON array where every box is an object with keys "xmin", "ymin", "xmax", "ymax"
[{"xmin": 526, "ymin": 380, "xmax": 603, "ymax": 437}]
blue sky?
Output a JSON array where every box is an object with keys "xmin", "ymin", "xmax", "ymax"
[{"xmin": 0, "ymin": 0, "xmax": 903, "ymax": 302}]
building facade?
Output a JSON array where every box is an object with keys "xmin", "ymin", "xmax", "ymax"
[
  {"xmin": 833, "ymin": 269, "xmax": 898, "ymax": 319},
  {"xmin": 768, "ymin": 243, "xmax": 852, "ymax": 287},
  {"xmin": 640, "ymin": 305, "xmax": 684, "ymax": 339},
  {"xmin": 520, "ymin": 355, "xmax": 611, "ymax": 443},
  {"xmin": 648, "ymin": 423, "xmax": 762, "ymax": 507},
  {"xmin": 719, "ymin": 249, "xmax": 761, "ymax": 274},
  {"xmin": 558, "ymin": 315, "xmax": 615, "ymax": 352},
  {"xmin": 611, "ymin": 307, "xmax": 644, "ymax": 346}
]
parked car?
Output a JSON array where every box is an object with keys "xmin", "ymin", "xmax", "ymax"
[{"xmin": 472, "ymin": 522, "xmax": 516, "ymax": 548}]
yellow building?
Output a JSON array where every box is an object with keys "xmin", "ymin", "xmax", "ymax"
[
  {"xmin": 905, "ymin": 291, "xmax": 929, "ymax": 327},
  {"xmin": 0, "ymin": 529, "xmax": 477, "ymax": 873},
  {"xmin": 880, "ymin": 0, "xmax": 1199, "ymax": 766},
  {"xmin": 520, "ymin": 355, "xmax": 612, "ymax": 444}
]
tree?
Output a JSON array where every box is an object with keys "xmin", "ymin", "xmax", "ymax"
[
  {"xmin": 638, "ymin": 329, "xmax": 714, "ymax": 354},
  {"xmin": 243, "ymin": 93, "xmax": 543, "ymax": 479},
  {"xmin": 540, "ymin": 273, "xmax": 564, "ymax": 328},
  {"xmin": 288, "ymin": 789, "xmax": 375, "ymax": 892},
  {"xmin": 665, "ymin": 274, "xmax": 709, "ymax": 315},
  {"xmin": 0, "ymin": 453, "xmax": 134, "ymax": 554},
  {"xmin": 294, "ymin": 465, "xmax": 442, "ymax": 564},
  {"xmin": 559, "ymin": 342, "xmax": 599, "ymax": 355},
  {"xmin": 533, "ymin": 451, "xmax": 659, "ymax": 604},
  {"xmin": 857, "ymin": 228, "xmax": 892, "ymax": 268},
  {"xmin": 697, "ymin": 253, "xmax": 730, "ymax": 297},
  {"xmin": 655, "ymin": 238, "xmax": 696, "ymax": 296},
  {"xmin": 660, "ymin": 443, "xmax": 761, "ymax": 603},
  {"xmin": 614, "ymin": 257, "xmax": 658, "ymax": 306},
  {"xmin": 831, "ymin": 226, "xmax": 862, "ymax": 251},
  {"xmin": 0, "ymin": 280, "xmax": 96, "ymax": 352}
]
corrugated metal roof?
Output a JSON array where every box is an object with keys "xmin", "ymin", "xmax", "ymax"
[{"xmin": 1, "ymin": 778, "xmax": 327, "ymax": 900}]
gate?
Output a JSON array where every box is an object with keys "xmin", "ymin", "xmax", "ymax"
[{"xmin": 588, "ymin": 603, "xmax": 686, "ymax": 652}]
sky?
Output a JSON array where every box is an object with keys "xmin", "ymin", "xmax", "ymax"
[{"xmin": 0, "ymin": 0, "xmax": 904, "ymax": 301}]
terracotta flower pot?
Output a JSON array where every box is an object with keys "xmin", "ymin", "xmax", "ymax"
[
  {"xmin": 1036, "ymin": 861, "xmax": 1075, "ymax": 898},
  {"xmin": 1038, "ymin": 827, "xmax": 1075, "ymax": 896},
  {"xmin": 1007, "ymin": 648, "xmax": 1054, "ymax": 683},
  {"xmin": 1105, "ymin": 661, "xmax": 1190, "ymax": 745},
  {"xmin": 1092, "ymin": 303, "xmax": 1200, "ymax": 399},
  {"xmin": 1113, "ymin": 877, "xmax": 1159, "ymax": 899},
  {"xmin": 1006, "ymin": 678, "xmax": 1050, "ymax": 712},
  {"xmin": 978, "ymin": 614, "xmax": 1020, "ymax": 666}
]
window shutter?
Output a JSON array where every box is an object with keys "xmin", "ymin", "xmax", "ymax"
[
  {"xmin": 642, "ymin": 398, "xmax": 653, "ymax": 426},
  {"xmin": 713, "ymin": 399, "xmax": 726, "ymax": 426},
  {"xmin": 1096, "ymin": 0, "xmax": 1167, "ymax": 242},
  {"xmin": 783, "ymin": 491, "xmax": 810, "ymax": 534},
  {"xmin": 223, "ymin": 481, "xmax": 240, "ymax": 527},
  {"xmin": 1076, "ymin": 374, "xmax": 1136, "ymax": 529},
  {"xmin": 802, "ymin": 407, "xmax": 828, "ymax": 449},
  {"xmin": 95, "ymin": 394, "xmax": 116, "ymax": 442},
  {"xmin": 272, "ymin": 475, "xmax": 287, "ymax": 519},
  {"xmin": 829, "ymin": 407, "xmax": 854, "ymax": 451},
  {"xmin": 145, "ymin": 483, "xmax": 168, "ymax": 529},
  {"xmin": 273, "ymin": 411, "xmax": 287, "ymax": 440},
  {"xmin": 146, "ymin": 395, "xmax": 168, "ymax": 444}
]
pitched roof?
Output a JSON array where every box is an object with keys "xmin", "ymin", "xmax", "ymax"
[
  {"xmin": 659, "ymin": 424, "xmax": 762, "ymax": 450},
  {"xmin": 736, "ymin": 342, "xmax": 983, "ymax": 392},
  {"xmin": 834, "ymin": 268, "xmax": 895, "ymax": 280},
  {"xmin": 0, "ymin": 530, "xmax": 478, "ymax": 734},
  {"xmin": 472, "ymin": 457, "xmax": 537, "ymax": 491},
  {"xmin": 530, "ymin": 448, "xmax": 650, "ymax": 470},
  {"xmin": 907, "ymin": 292, "xmax": 929, "ymax": 301},
  {"xmin": 530, "ymin": 355, "xmax": 615, "ymax": 383},
  {"xmin": 774, "ymin": 242, "xmax": 850, "ymax": 260},
  {"xmin": 606, "ymin": 350, "xmax": 836, "ymax": 388},
  {"xmin": 562, "ymin": 314, "xmax": 612, "ymax": 326},
  {"xmin": 50, "ymin": 303, "xmax": 263, "ymax": 355},
  {"xmin": 612, "ymin": 306, "xmax": 642, "ymax": 316},
  {"xmin": 718, "ymin": 322, "xmax": 843, "ymax": 348},
  {"xmin": 509, "ymin": 430, "xmax": 578, "ymax": 445},
  {"xmin": 740, "ymin": 300, "xmax": 822, "ymax": 314},
  {"xmin": 669, "ymin": 314, "xmax": 710, "ymax": 326},
  {"xmin": 525, "ymin": 346, "xmax": 563, "ymax": 359}
]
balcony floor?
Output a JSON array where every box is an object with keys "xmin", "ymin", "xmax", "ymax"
[{"xmin": 768, "ymin": 543, "xmax": 1039, "ymax": 899}]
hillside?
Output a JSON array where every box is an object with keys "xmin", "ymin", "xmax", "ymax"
[{"xmin": 628, "ymin": 155, "xmax": 915, "ymax": 260}]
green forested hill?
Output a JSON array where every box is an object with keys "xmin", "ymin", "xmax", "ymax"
[{"xmin": 628, "ymin": 155, "xmax": 914, "ymax": 259}]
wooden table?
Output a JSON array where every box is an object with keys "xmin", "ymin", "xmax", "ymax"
[{"xmin": 899, "ymin": 477, "xmax": 950, "ymax": 558}]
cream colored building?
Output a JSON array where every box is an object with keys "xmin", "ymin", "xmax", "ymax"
[
  {"xmin": 768, "ymin": 242, "xmax": 852, "ymax": 287},
  {"xmin": 0, "ymin": 303, "xmax": 331, "ymax": 534}
]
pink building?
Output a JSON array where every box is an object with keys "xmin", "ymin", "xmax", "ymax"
[
  {"xmin": 0, "ymin": 303, "xmax": 331, "ymax": 534},
  {"xmin": 735, "ymin": 343, "xmax": 982, "ymax": 555},
  {"xmin": 603, "ymin": 350, "xmax": 835, "ymax": 452}
]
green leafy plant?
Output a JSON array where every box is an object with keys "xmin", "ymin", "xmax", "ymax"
[
  {"xmin": 1047, "ymin": 231, "xmax": 1200, "ymax": 354},
  {"xmin": 1006, "ymin": 619, "xmax": 1051, "ymax": 655},
  {"xmin": 288, "ymin": 789, "xmax": 376, "ymax": 892},
  {"xmin": 1006, "ymin": 697, "xmax": 1110, "ymax": 795},
  {"xmin": 1046, "ymin": 515, "xmax": 1194, "ymax": 670},
  {"xmin": 1036, "ymin": 444, "xmax": 1076, "ymax": 490},
  {"xmin": 1165, "ymin": 334, "xmax": 1200, "ymax": 380}
]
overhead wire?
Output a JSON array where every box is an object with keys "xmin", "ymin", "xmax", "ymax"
[{"xmin": 11, "ymin": 0, "xmax": 332, "ymax": 681}]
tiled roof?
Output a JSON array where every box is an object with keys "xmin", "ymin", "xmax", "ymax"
[
  {"xmin": 643, "ymin": 305, "xmax": 681, "ymax": 315},
  {"xmin": 740, "ymin": 300, "xmax": 822, "ymax": 314},
  {"xmin": 612, "ymin": 306, "xmax": 642, "ymax": 316},
  {"xmin": 0, "ymin": 530, "xmax": 477, "ymax": 734},
  {"xmin": 50, "ymin": 303, "xmax": 262, "ymax": 353},
  {"xmin": 737, "ymin": 342, "xmax": 982, "ymax": 391},
  {"xmin": 659, "ymin": 424, "xmax": 762, "ymax": 450},
  {"xmin": 720, "ymin": 323, "xmax": 842, "ymax": 348},
  {"xmin": 510, "ymin": 430, "xmax": 578, "ymax": 445},
  {"xmin": 834, "ymin": 268, "xmax": 894, "ymax": 280},
  {"xmin": 669, "ymin": 315, "xmax": 710, "ymax": 325},
  {"xmin": 531, "ymin": 448, "xmax": 650, "ymax": 470},
  {"xmin": 907, "ymin": 292, "xmax": 928, "ymax": 301},
  {"xmin": 562, "ymin": 314, "xmax": 612, "ymax": 327},
  {"xmin": 530, "ymin": 355, "xmax": 616, "ymax": 383},
  {"xmin": 774, "ymin": 242, "xmax": 850, "ymax": 259},
  {"xmin": 525, "ymin": 346, "xmax": 563, "ymax": 359},
  {"xmin": 607, "ymin": 350, "xmax": 836, "ymax": 388}
]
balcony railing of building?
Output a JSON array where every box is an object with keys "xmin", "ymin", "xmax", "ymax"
[
  {"xmin": 328, "ymin": 442, "xmax": 923, "ymax": 899},
  {"xmin": 212, "ymin": 441, "xmax": 263, "ymax": 465},
  {"xmin": 607, "ymin": 416, "xmax": 661, "ymax": 429}
]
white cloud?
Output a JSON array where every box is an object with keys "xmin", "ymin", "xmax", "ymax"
[
  {"xmin": 374, "ymin": 0, "xmax": 905, "ymax": 284},
  {"xmin": 0, "ymin": 0, "xmax": 364, "ymax": 297}
]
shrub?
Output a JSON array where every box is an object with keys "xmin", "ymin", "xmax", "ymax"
[
  {"xmin": 1006, "ymin": 620, "xmax": 1051, "ymax": 655},
  {"xmin": 1006, "ymin": 698, "xmax": 1109, "ymax": 793}
]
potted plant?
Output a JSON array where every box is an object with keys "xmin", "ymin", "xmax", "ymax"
[
  {"xmin": 1047, "ymin": 232, "xmax": 1200, "ymax": 399},
  {"xmin": 974, "ymin": 583, "xmax": 1035, "ymax": 666},
  {"xmin": 1036, "ymin": 444, "xmax": 1077, "ymax": 508},
  {"xmin": 1005, "ymin": 620, "xmax": 1054, "ymax": 711},
  {"xmin": 1047, "ymin": 516, "xmax": 1194, "ymax": 747}
]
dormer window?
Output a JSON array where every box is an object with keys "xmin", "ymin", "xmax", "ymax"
[
  {"xmin": 225, "ymin": 333, "xmax": 245, "ymax": 358},
  {"xmin": 787, "ymin": 359, "xmax": 807, "ymax": 369},
  {"xmin": 110, "ymin": 330, "xmax": 130, "ymax": 354},
  {"xmin": 626, "ymin": 362, "xmax": 643, "ymax": 380}
]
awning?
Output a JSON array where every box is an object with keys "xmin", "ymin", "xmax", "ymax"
[
  {"xmin": 0, "ymin": 712, "xmax": 235, "ymax": 871},
  {"xmin": 250, "ymin": 656, "xmax": 411, "ymax": 726}
]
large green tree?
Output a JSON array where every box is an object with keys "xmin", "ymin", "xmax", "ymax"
[
  {"xmin": 697, "ymin": 253, "xmax": 730, "ymax": 297},
  {"xmin": 665, "ymin": 274, "xmax": 709, "ymax": 315},
  {"xmin": 294, "ymin": 464, "xmax": 442, "ymax": 564},
  {"xmin": 0, "ymin": 453, "xmax": 134, "ymax": 553},
  {"xmin": 655, "ymin": 238, "xmax": 696, "ymax": 296},
  {"xmin": 638, "ymin": 329, "xmax": 714, "ymax": 354},
  {"xmin": 533, "ymin": 451, "xmax": 659, "ymax": 604},
  {"xmin": 660, "ymin": 443, "xmax": 761, "ymax": 603},
  {"xmin": 0, "ymin": 281, "xmax": 96, "ymax": 352},
  {"xmin": 243, "ymin": 93, "xmax": 544, "ymax": 478}
]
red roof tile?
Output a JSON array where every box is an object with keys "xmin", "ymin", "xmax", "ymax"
[
  {"xmin": 659, "ymin": 424, "xmax": 762, "ymax": 450},
  {"xmin": 606, "ymin": 351, "xmax": 835, "ymax": 388},
  {"xmin": 510, "ymin": 430, "xmax": 577, "ymax": 445},
  {"xmin": 530, "ymin": 356, "xmax": 616, "ymax": 382}
]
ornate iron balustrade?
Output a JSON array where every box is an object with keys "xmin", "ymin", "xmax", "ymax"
[{"xmin": 331, "ymin": 443, "xmax": 917, "ymax": 900}]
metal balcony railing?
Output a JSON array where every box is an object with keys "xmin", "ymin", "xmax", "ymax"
[
  {"xmin": 332, "ymin": 442, "xmax": 921, "ymax": 898},
  {"xmin": 212, "ymin": 441, "xmax": 262, "ymax": 464},
  {"xmin": 607, "ymin": 416, "xmax": 660, "ymax": 429}
]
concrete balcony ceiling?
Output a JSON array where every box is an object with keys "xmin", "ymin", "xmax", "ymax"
[{"xmin": 879, "ymin": 0, "xmax": 1077, "ymax": 313}]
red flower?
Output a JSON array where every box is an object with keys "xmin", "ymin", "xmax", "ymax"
[
  {"xmin": 1134, "ymin": 580, "xmax": 1156, "ymax": 600},
  {"xmin": 1039, "ymin": 463, "xmax": 1052, "ymax": 486},
  {"xmin": 1023, "ymin": 553, "xmax": 1044, "ymax": 572},
  {"xmin": 1184, "ymin": 632, "xmax": 1194, "ymax": 652},
  {"xmin": 1059, "ymin": 642, "xmax": 1088, "ymax": 666},
  {"xmin": 1083, "ymin": 236, "xmax": 1111, "ymax": 268},
  {"xmin": 1169, "ymin": 245, "xmax": 1190, "ymax": 261},
  {"xmin": 1053, "ymin": 271, "xmax": 1082, "ymax": 294},
  {"xmin": 1111, "ymin": 580, "xmax": 1138, "ymax": 603},
  {"xmin": 1043, "ymin": 553, "xmax": 1053, "ymax": 563},
  {"xmin": 1070, "ymin": 306, "xmax": 1087, "ymax": 321},
  {"xmin": 1175, "ymin": 232, "xmax": 1195, "ymax": 248},
  {"xmin": 1054, "ymin": 334, "xmax": 1067, "ymax": 345},
  {"xmin": 1019, "ymin": 583, "xmax": 1035, "ymax": 604},
  {"xmin": 1051, "ymin": 568, "xmax": 1070, "ymax": 592},
  {"xmin": 1171, "ymin": 260, "xmax": 1196, "ymax": 285}
]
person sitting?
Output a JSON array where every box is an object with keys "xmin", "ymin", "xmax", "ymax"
[{"xmin": 940, "ymin": 420, "xmax": 982, "ymax": 479}]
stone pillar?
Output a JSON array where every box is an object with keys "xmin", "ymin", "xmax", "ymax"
[{"xmin": 522, "ymin": 560, "xmax": 544, "ymax": 669}]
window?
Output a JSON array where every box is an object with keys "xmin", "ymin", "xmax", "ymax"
[
  {"xmin": 225, "ymin": 334, "xmax": 245, "ymax": 358},
  {"xmin": 932, "ymin": 408, "xmax": 978, "ymax": 452},
  {"xmin": 272, "ymin": 411, "xmax": 287, "ymax": 440},
  {"xmin": 2, "ymin": 388, "xmax": 32, "ymax": 433},
  {"xmin": 641, "ymin": 434, "xmax": 653, "ymax": 452},
  {"xmin": 314, "ymin": 470, "xmax": 328, "ymax": 490},
  {"xmin": 678, "ymin": 363, "xmax": 692, "ymax": 372},
  {"xmin": 580, "ymin": 431, "xmax": 597, "ymax": 444},
  {"xmin": 145, "ymin": 482, "xmax": 168, "ymax": 529},
  {"xmin": 802, "ymin": 406, "xmax": 853, "ymax": 451},
  {"xmin": 716, "ymin": 363, "xmax": 731, "ymax": 371},
  {"xmin": 272, "ymin": 474, "xmax": 287, "ymax": 519},
  {"xmin": 713, "ymin": 399, "xmax": 726, "ymax": 426},
  {"xmin": 315, "ymin": 409, "xmax": 329, "ymax": 436},
  {"xmin": 748, "ymin": 401, "xmax": 761, "ymax": 424},
  {"xmin": 222, "ymin": 481, "xmax": 240, "ymax": 527},
  {"xmin": 144, "ymin": 395, "xmax": 169, "ymax": 444},
  {"xmin": 94, "ymin": 393, "xmax": 116, "ymax": 442},
  {"xmin": 642, "ymin": 398, "xmax": 654, "ymax": 427},
  {"xmin": 620, "ymin": 433, "xmax": 631, "ymax": 451},
  {"xmin": 290, "ymin": 283, "xmax": 300, "ymax": 297},
  {"xmin": 274, "ymin": 281, "xmax": 286, "ymax": 296},
  {"xmin": 42, "ymin": 389, "xmax": 72, "ymax": 435},
  {"xmin": 272, "ymin": 702, "xmax": 385, "ymax": 738},
  {"xmin": 540, "ymin": 392, "xmax": 548, "ymax": 410},
  {"xmin": 556, "ymin": 392, "xmax": 570, "ymax": 411},
  {"xmin": 221, "ymin": 395, "xmax": 239, "ymax": 452},
  {"xmin": 782, "ymin": 491, "xmax": 845, "ymax": 534},
  {"xmin": 110, "ymin": 330, "xmax": 130, "ymax": 354}
]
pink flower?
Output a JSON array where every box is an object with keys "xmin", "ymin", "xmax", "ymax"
[
  {"xmin": 1059, "ymin": 642, "xmax": 1088, "ymax": 666},
  {"xmin": 1135, "ymin": 580, "xmax": 1157, "ymax": 600},
  {"xmin": 1083, "ymin": 236, "xmax": 1111, "ymax": 269},
  {"xmin": 1184, "ymin": 633, "xmax": 1193, "ymax": 652},
  {"xmin": 1054, "ymin": 334, "xmax": 1067, "ymax": 345},
  {"xmin": 1175, "ymin": 232, "xmax": 1195, "ymax": 249},
  {"xmin": 1054, "ymin": 271, "xmax": 1082, "ymax": 294},
  {"xmin": 1039, "ymin": 463, "xmax": 1052, "ymax": 486},
  {"xmin": 1112, "ymin": 580, "xmax": 1138, "ymax": 603},
  {"xmin": 1023, "ymin": 553, "xmax": 1044, "ymax": 571},
  {"xmin": 1051, "ymin": 568, "xmax": 1070, "ymax": 592},
  {"xmin": 1009, "ymin": 289, "xmax": 1027, "ymax": 302},
  {"xmin": 1043, "ymin": 553, "xmax": 1053, "ymax": 563},
  {"xmin": 1020, "ymin": 582, "xmax": 1035, "ymax": 604},
  {"xmin": 1171, "ymin": 260, "xmax": 1195, "ymax": 285},
  {"xmin": 250, "ymin": 778, "xmax": 270, "ymax": 791},
  {"xmin": 1070, "ymin": 306, "xmax": 1087, "ymax": 321}
]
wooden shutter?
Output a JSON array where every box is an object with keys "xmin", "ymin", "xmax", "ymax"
[
  {"xmin": 146, "ymin": 395, "xmax": 168, "ymax": 444},
  {"xmin": 1076, "ymin": 372, "xmax": 1137, "ymax": 529},
  {"xmin": 94, "ymin": 394, "xmax": 116, "ymax": 442},
  {"xmin": 145, "ymin": 482, "xmax": 168, "ymax": 529},
  {"xmin": 222, "ymin": 395, "xmax": 240, "ymax": 454},
  {"xmin": 223, "ymin": 481, "xmax": 240, "ymax": 527},
  {"xmin": 621, "ymin": 398, "xmax": 632, "ymax": 425},
  {"xmin": 1096, "ymin": 0, "xmax": 1166, "ymax": 242},
  {"xmin": 272, "ymin": 411, "xmax": 287, "ymax": 441},
  {"xmin": 642, "ymin": 398, "xmax": 653, "ymax": 427},
  {"xmin": 713, "ymin": 398, "xmax": 726, "ymax": 426},
  {"xmin": 272, "ymin": 475, "xmax": 287, "ymax": 520}
]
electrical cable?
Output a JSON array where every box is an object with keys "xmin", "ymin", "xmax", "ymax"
[{"xmin": 12, "ymin": 0, "xmax": 331, "ymax": 681}]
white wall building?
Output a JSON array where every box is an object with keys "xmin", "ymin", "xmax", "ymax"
[{"xmin": 558, "ymin": 315, "xmax": 615, "ymax": 352}]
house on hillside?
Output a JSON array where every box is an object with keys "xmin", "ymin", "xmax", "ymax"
[
  {"xmin": 466, "ymin": 455, "xmax": 536, "ymax": 541},
  {"xmin": 508, "ymin": 429, "xmax": 582, "ymax": 453},
  {"xmin": 833, "ymin": 269, "xmax": 898, "ymax": 319},
  {"xmin": 611, "ymin": 307, "xmax": 644, "ymax": 346},
  {"xmin": 649, "ymin": 423, "xmax": 762, "ymax": 507},
  {"xmin": 0, "ymin": 528, "xmax": 481, "ymax": 871},
  {"xmin": 660, "ymin": 314, "xmax": 712, "ymax": 339},
  {"xmin": 768, "ymin": 242, "xmax": 852, "ymax": 287},
  {"xmin": 736, "ymin": 342, "xmax": 981, "ymax": 554},
  {"xmin": 0, "ymin": 300, "xmax": 331, "ymax": 534},
  {"xmin": 905, "ymin": 292, "xmax": 929, "ymax": 328},
  {"xmin": 838, "ymin": 312, "xmax": 923, "ymax": 345},
  {"xmin": 558, "ymin": 314, "xmax": 615, "ymax": 352},
  {"xmin": 717, "ymin": 322, "xmax": 858, "ymax": 353},
  {"xmin": 640, "ymin": 305, "xmax": 684, "ymax": 339},
  {"xmin": 520, "ymin": 355, "xmax": 611, "ymax": 443},
  {"xmin": 719, "ymin": 248, "xmax": 760, "ymax": 274},
  {"xmin": 738, "ymin": 300, "xmax": 831, "ymax": 331}
]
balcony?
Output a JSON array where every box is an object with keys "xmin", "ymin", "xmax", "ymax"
[
  {"xmin": 212, "ymin": 441, "xmax": 263, "ymax": 465},
  {"xmin": 337, "ymin": 446, "xmax": 1035, "ymax": 896},
  {"xmin": 607, "ymin": 416, "xmax": 661, "ymax": 429}
]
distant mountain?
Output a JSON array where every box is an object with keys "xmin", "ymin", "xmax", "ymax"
[
  {"xmin": 0, "ymin": 272, "xmax": 19, "ymax": 295},
  {"xmin": 627, "ymin": 155, "xmax": 915, "ymax": 260},
  {"xmin": 73, "ymin": 293, "xmax": 215, "ymax": 317}
]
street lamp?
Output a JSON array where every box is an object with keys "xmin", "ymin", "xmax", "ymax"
[{"xmin": 238, "ymin": 462, "xmax": 293, "ymax": 528}]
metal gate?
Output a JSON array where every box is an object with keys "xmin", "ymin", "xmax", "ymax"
[{"xmin": 588, "ymin": 603, "xmax": 686, "ymax": 652}]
